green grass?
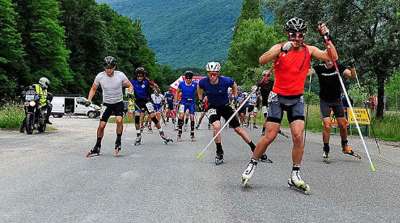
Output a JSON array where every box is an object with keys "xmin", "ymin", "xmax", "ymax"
[
  {"xmin": 0, "ymin": 104, "xmax": 25, "ymax": 129},
  {"xmin": 256, "ymin": 105, "xmax": 400, "ymax": 142},
  {"xmin": 108, "ymin": 115, "xmax": 134, "ymax": 124}
]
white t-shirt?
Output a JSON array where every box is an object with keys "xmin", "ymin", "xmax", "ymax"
[
  {"xmin": 94, "ymin": 70, "xmax": 128, "ymax": 104},
  {"xmin": 151, "ymin": 93, "xmax": 164, "ymax": 105}
]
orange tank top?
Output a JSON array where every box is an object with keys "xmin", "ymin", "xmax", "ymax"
[{"xmin": 273, "ymin": 45, "xmax": 311, "ymax": 96}]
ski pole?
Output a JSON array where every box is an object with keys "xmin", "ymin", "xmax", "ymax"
[
  {"xmin": 319, "ymin": 24, "xmax": 376, "ymax": 171},
  {"xmin": 304, "ymin": 73, "xmax": 313, "ymax": 144},
  {"xmin": 354, "ymin": 72, "xmax": 381, "ymax": 154},
  {"xmin": 196, "ymin": 87, "xmax": 258, "ymax": 160}
]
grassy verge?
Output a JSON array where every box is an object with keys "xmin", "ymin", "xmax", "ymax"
[
  {"xmin": 256, "ymin": 105, "xmax": 400, "ymax": 142},
  {"xmin": 0, "ymin": 104, "xmax": 25, "ymax": 129},
  {"xmin": 108, "ymin": 115, "xmax": 134, "ymax": 124}
]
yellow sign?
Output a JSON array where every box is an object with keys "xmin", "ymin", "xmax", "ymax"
[{"xmin": 347, "ymin": 108, "xmax": 371, "ymax": 125}]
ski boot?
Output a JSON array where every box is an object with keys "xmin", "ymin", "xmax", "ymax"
[
  {"xmin": 134, "ymin": 136, "xmax": 142, "ymax": 146},
  {"xmin": 161, "ymin": 135, "xmax": 173, "ymax": 144},
  {"xmin": 253, "ymin": 125, "xmax": 258, "ymax": 129},
  {"xmin": 190, "ymin": 134, "xmax": 196, "ymax": 142},
  {"xmin": 323, "ymin": 146, "xmax": 330, "ymax": 163},
  {"xmin": 147, "ymin": 127, "xmax": 153, "ymax": 133},
  {"xmin": 215, "ymin": 151, "xmax": 224, "ymax": 165},
  {"xmin": 241, "ymin": 158, "xmax": 258, "ymax": 186},
  {"xmin": 86, "ymin": 145, "xmax": 101, "ymax": 158},
  {"xmin": 184, "ymin": 124, "xmax": 188, "ymax": 132},
  {"xmin": 177, "ymin": 134, "xmax": 183, "ymax": 142},
  {"xmin": 195, "ymin": 124, "xmax": 200, "ymax": 130},
  {"xmin": 114, "ymin": 143, "xmax": 121, "ymax": 157},
  {"xmin": 342, "ymin": 145, "xmax": 361, "ymax": 159},
  {"xmin": 260, "ymin": 154, "xmax": 273, "ymax": 163},
  {"xmin": 288, "ymin": 170, "xmax": 311, "ymax": 195}
]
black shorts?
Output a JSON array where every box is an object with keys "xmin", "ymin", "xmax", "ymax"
[
  {"xmin": 101, "ymin": 101, "xmax": 124, "ymax": 122},
  {"xmin": 320, "ymin": 98, "xmax": 345, "ymax": 118},
  {"xmin": 135, "ymin": 98, "xmax": 155, "ymax": 114},
  {"xmin": 247, "ymin": 105, "xmax": 255, "ymax": 113},
  {"xmin": 266, "ymin": 92, "xmax": 305, "ymax": 124},
  {"xmin": 239, "ymin": 105, "xmax": 247, "ymax": 114},
  {"xmin": 208, "ymin": 105, "xmax": 240, "ymax": 128}
]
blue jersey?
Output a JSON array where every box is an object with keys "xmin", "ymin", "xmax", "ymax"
[
  {"xmin": 199, "ymin": 76, "xmax": 234, "ymax": 107},
  {"xmin": 164, "ymin": 92, "xmax": 174, "ymax": 103},
  {"xmin": 178, "ymin": 81, "xmax": 197, "ymax": 103},
  {"xmin": 131, "ymin": 79, "xmax": 150, "ymax": 100}
]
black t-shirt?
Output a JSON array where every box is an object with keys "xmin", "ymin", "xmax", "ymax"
[
  {"xmin": 313, "ymin": 63, "xmax": 347, "ymax": 102},
  {"xmin": 258, "ymin": 80, "xmax": 274, "ymax": 106}
]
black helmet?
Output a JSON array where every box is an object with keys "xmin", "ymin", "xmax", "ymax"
[
  {"xmin": 284, "ymin": 17, "xmax": 307, "ymax": 33},
  {"xmin": 184, "ymin": 70, "xmax": 194, "ymax": 79},
  {"xmin": 103, "ymin": 56, "xmax": 117, "ymax": 68},
  {"xmin": 135, "ymin": 67, "xmax": 147, "ymax": 76}
]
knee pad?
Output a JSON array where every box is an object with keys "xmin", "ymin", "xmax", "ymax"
[{"xmin": 151, "ymin": 116, "xmax": 159, "ymax": 125}]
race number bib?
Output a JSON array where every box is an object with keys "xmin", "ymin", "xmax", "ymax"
[
  {"xmin": 206, "ymin": 108, "xmax": 217, "ymax": 118},
  {"xmin": 146, "ymin": 102, "xmax": 155, "ymax": 113},
  {"xmin": 178, "ymin": 104, "xmax": 185, "ymax": 113}
]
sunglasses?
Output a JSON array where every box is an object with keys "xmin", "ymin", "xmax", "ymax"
[
  {"xmin": 209, "ymin": 72, "xmax": 219, "ymax": 77},
  {"xmin": 104, "ymin": 65, "xmax": 115, "ymax": 69},
  {"xmin": 288, "ymin": 32, "xmax": 304, "ymax": 40}
]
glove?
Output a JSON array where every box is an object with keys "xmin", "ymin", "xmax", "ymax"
[
  {"xmin": 84, "ymin": 100, "xmax": 91, "ymax": 107},
  {"xmin": 281, "ymin": 41, "xmax": 293, "ymax": 53},
  {"xmin": 126, "ymin": 92, "xmax": 135, "ymax": 99}
]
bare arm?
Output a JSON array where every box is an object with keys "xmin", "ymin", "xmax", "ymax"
[
  {"xmin": 87, "ymin": 83, "xmax": 98, "ymax": 102},
  {"xmin": 259, "ymin": 44, "xmax": 282, "ymax": 65},
  {"xmin": 343, "ymin": 67, "xmax": 357, "ymax": 79},
  {"xmin": 308, "ymin": 42, "xmax": 338, "ymax": 62},
  {"xmin": 231, "ymin": 82, "xmax": 238, "ymax": 97},
  {"xmin": 175, "ymin": 88, "xmax": 181, "ymax": 102},
  {"xmin": 197, "ymin": 85, "xmax": 204, "ymax": 101},
  {"xmin": 123, "ymin": 79, "xmax": 133, "ymax": 93}
]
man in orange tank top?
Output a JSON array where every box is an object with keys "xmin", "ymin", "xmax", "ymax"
[{"xmin": 241, "ymin": 17, "xmax": 338, "ymax": 193}]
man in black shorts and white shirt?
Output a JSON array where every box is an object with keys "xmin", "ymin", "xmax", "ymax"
[
  {"xmin": 85, "ymin": 56, "xmax": 133, "ymax": 157},
  {"xmin": 312, "ymin": 60, "xmax": 358, "ymax": 161}
]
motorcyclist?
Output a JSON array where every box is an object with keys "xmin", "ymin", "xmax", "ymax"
[{"xmin": 20, "ymin": 77, "xmax": 53, "ymax": 133}]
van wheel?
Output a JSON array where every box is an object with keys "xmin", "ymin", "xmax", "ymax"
[{"xmin": 88, "ymin": 111, "xmax": 96, "ymax": 119}]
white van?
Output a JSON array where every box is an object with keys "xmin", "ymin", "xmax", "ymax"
[{"xmin": 52, "ymin": 96, "xmax": 101, "ymax": 118}]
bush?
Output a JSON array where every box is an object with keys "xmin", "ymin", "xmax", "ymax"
[{"xmin": 0, "ymin": 103, "xmax": 25, "ymax": 129}]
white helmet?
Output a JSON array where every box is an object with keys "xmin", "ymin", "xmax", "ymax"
[
  {"xmin": 206, "ymin": 62, "xmax": 221, "ymax": 72},
  {"xmin": 39, "ymin": 77, "xmax": 50, "ymax": 89}
]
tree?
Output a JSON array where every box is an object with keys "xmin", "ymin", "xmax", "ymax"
[
  {"xmin": 14, "ymin": 0, "xmax": 73, "ymax": 92},
  {"xmin": 0, "ymin": 0, "xmax": 28, "ymax": 101},
  {"xmin": 224, "ymin": 18, "xmax": 283, "ymax": 83},
  {"xmin": 232, "ymin": 0, "xmax": 263, "ymax": 38},
  {"xmin": 263, "ymin": 0, "xmax": 400, "ymax": 118}
]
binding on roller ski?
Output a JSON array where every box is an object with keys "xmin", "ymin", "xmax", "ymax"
[{"xmin": 287, "ymin": 169, "xmax": 311, "ymax": 195}]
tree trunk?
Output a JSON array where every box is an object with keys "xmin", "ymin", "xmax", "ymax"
[{"xmin": 376, "ymin": 73, "xmax": 385, "ymax": 119}]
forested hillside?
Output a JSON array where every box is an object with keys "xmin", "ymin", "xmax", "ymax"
[{"xmin": 96, "ymin": 0, "xmax": 244, "ymax": 67}]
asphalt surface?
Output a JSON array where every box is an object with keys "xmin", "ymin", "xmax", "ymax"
[{"xmin": 1, "ymin": 116, "xmax": 400, "ymax": 223}]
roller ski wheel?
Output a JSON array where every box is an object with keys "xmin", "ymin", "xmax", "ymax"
[
  {"xmin": 288, "ymin": 179, "xmax": 311, "ymax": 195},
  {"xmin": 114, "ymin": 144, "xmax": 121, "ymax": 157},
  {"xmin": 86, "ymin": 146, "xmax": 101, "ymax": 158},
  {"xmin": 323, "ymin": 152, "xmax": 330, "ymax": 163},
  {"xmin": 215, "ymin": 153, "xmax": 224, "ymax": 165},
  {"xmin": 342, "ymin": 145, "xmax": 361, "ymax": 159},
  {"xmin": 190, "ymin": 136, "xmax": 196, "ymax": 142},
  {"xmin": 134, "ymin": 136, "xmax": 142, "ymax": 146}
]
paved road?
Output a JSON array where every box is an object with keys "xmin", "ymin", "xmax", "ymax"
[{"xmin": 1, "ymin": 117, "xmax": 399, "ymax": 223}]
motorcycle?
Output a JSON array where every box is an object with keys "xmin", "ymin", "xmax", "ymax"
[{"xmin": 22, "ymin": 86, "xmax": 47, "ymax": 134}]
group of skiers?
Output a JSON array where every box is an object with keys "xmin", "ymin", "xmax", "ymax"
[{"xmin": 74, "ymin": 17, "xmax": 362, "ymax": 194}]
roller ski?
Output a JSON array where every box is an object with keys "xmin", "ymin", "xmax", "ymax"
[
  {"xmin": 190, "ymin": 132, "xmax": 196, "ymax": 142},
  {"xmin": 134, "ymin": 136, "xmax": 142, "ymax": 146},
  {"xmin": 161, "ymin": 135, "xmax": 173, "ymax": 144},
  {"xmin": 260, "ymin": 154, "xmax": 273, "ymax": 163},
  {"xmin": 215, "ymin": 151, "xmax": 224, "ymax": 165},
  {"xmin": 288, "ymin": 169, "xmax": 310, "ymax": 195},
  {"xmin": 114, "ymin": 143, "xmax": 121, "ymax": 157},
  {"xmin": 323, "ymin": 146, "xmax": 330, "ymax": 163},
  {"xmin": 323, "ymin": 151, "xmax": 330, "ymax": 163},
  {"xmin": 86, "ymin": 146, "xmax": 101, "ymax": 158},
  {"xmin": 342, "ymin": 145, "xmax": 361, "ymax": 159},
  {"xmin": 241, "ymin": 159, "xmax": 257, "ymax": 186}
]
